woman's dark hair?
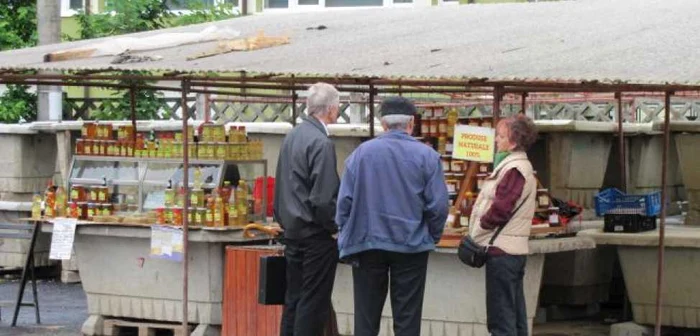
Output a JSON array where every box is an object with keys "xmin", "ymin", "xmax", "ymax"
[{"xmin": 498, "ymin": 114, "xmax": 538, "ymax": 151}]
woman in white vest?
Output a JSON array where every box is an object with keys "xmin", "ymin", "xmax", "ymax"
[{"xmin": 469, "ymin": 114, "xmax": 538, "ymax": 336}]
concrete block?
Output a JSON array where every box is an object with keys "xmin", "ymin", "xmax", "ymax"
[
  {"xmin": 191, "ymin": 324, "xmax": 220, "ymax": 336},
  {"xmin": 610, "ymin": 322, "xmax": 653, "ymax": 336},
  {"xmin": 81, "ymin": 315, "xmax": 105, "ymax": 336},
  {"xmin": 60, "ymin": 270, "xmax": 81, "ymax": 284},
  {"xmin": 547, "ymin": 133, "xmax": 612, "ymax": 218}
]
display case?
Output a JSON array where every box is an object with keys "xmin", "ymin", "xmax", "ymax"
[{"xmin": 68, "ymin": 155, "xmax": 269, "ymax": 223}]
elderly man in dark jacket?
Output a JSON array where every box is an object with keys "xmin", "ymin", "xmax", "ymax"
[{"xmin": 274, "ymin": 82, "xmax": 341, "ymax": 336}]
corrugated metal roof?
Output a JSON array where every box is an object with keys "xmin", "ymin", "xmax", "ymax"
[{"xmin": 1, "ymin": 0, "xmax": 699, "ymax": 85}]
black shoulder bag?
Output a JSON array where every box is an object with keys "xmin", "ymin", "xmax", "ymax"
[{"xmin": 458, "ymin": 191, "xmax": 531, "ymax": 268}]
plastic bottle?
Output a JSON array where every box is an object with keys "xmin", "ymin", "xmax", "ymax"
[
  {"xmin": 227, "ymin": 189, "xmax": 239, "ymax": 226},
  {"xmin": 213, "ymin": 189, "xmax": 225, "ymax": 227},
  {"xmin": 55, "ymin": 186, "xmax": 67, "ymax": 217},
  {"xmin": 237, "ymin": 180, "xmax": 249, "ymax": 225},
  {"xmin": 31, "ymin": 194, "xmax": 42, "ymax": 219},
  {"xmin": 44, "ymin": 180, "xmax": 56, "ymax": 218},
  {"xmin": 164, "ymin": 180, "xmax": 175, "ymax": 208},
  {"xmin": 193, "ymin": 166, "xmax": 203, "ymax": 190}
]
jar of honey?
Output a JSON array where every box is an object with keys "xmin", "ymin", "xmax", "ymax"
[
  {"xmin": 86, "ymin": 203, "xmax": 97, "ymax": 221},
  {"xmin": 82, "ymin": 122, "xmax": 97, "ymax": 139},
  {"xmin": 445, "ymin": 139, "xmax": 453, "ymax": 155},
  {"xmin": 537, "ymin": 189, "xmax": 551, "ymax": 209},
  {"xmin": 194, "ymin": 208, "xmax": 204, "ymax": 226},
  {"xmin": 215, "ymin": 143, "xmax": 226, "ymax": 159},
  {"xmin": 420, "ymin": 118, "xmax": 429, "ymax": 136},
  {"xmin": 438, "ymin": 118, "xmax": 448, "ymax": 136},
  {"xmin": 451, "ymin": 159, "xmax": 464, "ymax": 173},
  {"xmin": 75, "ymin": 139, "xmax": 85, "ymax": 155},
  {"xmin": 434, "ymin": 108, "xmax": 444, "ymax": 118},
  {"xmin": 155, "ymin": 208, "xmax": 165, "ymax": 224},
  {"xmin": 429, "ymin": 118, "xmax": 438, "ymax": 137},
  {"xmin": 205, "ymin": 143, "xmax": 215, "ymax": 159},
  {"xmin": 70, "ymin": 185, "xmax": 87, "ymax": 202},
  {"xmin": 173, "ymin": 208, "xmax": 183, "ymax": 226},
  {"xmin": 97, "ymin": 187, "xmax": 109, "ymax": 203},
  {"xmin": 76, "ymin": 202, "xmax": 88, "ymax": 220},
  {"xmin": 437, "ymin": 137, "xmax": 447, "ymax": 154},
  {"xmin": 445, "ymin": 178, "xmax": 458, "ymax": 194},
  {"xmin": 479, "ymin": 164, "xmax": 490, "ymax": 174},
  {"xmin": 441, "ymin": 157, "xmax": 451, "ymax": 172},
  {"xmin": 101, "ymin": 203, "xmax": 113, "ymax": 216}
]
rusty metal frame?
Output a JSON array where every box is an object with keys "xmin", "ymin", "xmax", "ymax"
[{"xmin": 0, "ymin": 68, "xmax": 682, "ymax": 335}]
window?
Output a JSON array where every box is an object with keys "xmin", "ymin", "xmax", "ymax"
[
  {"xmin": 69, "ymin": 0, "xmax": 84, "ymax": 10},
  {"xmin": 266, "ymin": 0, "xmax": 289, "ymax": 8},
  {"xmin": 166, "ymin": 0, "xmax": 238, "ymax": 10},
  {"xmin": 326, "ymin": 0, "xmax": 382, "ymax": 7}
]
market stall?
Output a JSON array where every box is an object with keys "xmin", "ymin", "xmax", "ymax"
[{"xmin": 0, "ymin": 3, "xmax": 697, "ymax": 335}]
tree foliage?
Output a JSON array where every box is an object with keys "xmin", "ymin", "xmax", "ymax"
[{"xmin": 0, "ymin": 0, "xmax": 38, "ymax": 123}]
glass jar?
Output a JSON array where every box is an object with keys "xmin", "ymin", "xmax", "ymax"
[
  {"xmin": 173, "ymin": 208, "xmax": 183, "ymax": 226},
  {"xmin": 445, "ymin": 139, "xmax": 453, "ymax": 155},
  {"xmin": 437, "ymin": 136, "xmax": 446, "ymax": 155},
  {"xmin": 451, "ymin": 159, "xmax": 464, "ymax": 173},
  {"xmin": 215, "ymin": 143, "xmax": 226, "ymax": 159},
  {"xmin": 70, "ymin": 185, "xmax": 87, "ymax": 202},
  {"xmin": 86, "ymin": 203, "xmax": 97, "ymax": 221},
  {"xmin": 89, "ymin": 188, "xmax": 99, "ymax": 202},
  {"xmin": 156, "ymin": 208, "xmax": 166, "ymax": 224},
  {"xmin": 75, "ymin": 139, "xmax": 85, "ymax": 155},
  {"xmin": 438, "ymin": 118, "xmax": 448, "ymax": 136},
  {"xmin": 420, "ymin": 118, "xmax": 430, "ymax": 136},
  {"xmin": 76, "ymin": 202, "xmax": 88, "ymax": 220},
  {"xmin": 441, "ymin": 157, "xmax": 451, "ymax": 172},
  {"xmin": 101, "ymin": 203, "xmax": 113, "ymax": 216},
  {"xmin": 429, "ymin": 118, "xmax": 438, "ymax": 137},
  {"xmin": 97, "ymin": 187, "xmax": 109, "ymax": 203}
]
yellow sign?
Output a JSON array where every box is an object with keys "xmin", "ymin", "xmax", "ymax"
[{"xmin": 452, "ymin": 125, "xmax": 495, "ymax": 163}]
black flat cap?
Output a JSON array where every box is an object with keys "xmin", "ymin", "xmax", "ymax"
[{"xmin": 379, "ymin": 96, "xmax": 417, "ymax": 116}]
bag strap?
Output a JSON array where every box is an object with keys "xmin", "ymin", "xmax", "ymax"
[{"xmin": 487, "ymin": 189, "xmax": 532, "ymax": 246}]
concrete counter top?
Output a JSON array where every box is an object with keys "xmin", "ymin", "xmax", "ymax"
[
  {"xmin": 436, "ymin": 236, "xmax": 596, "ymax": 255},
  {"xmin": 40, "ymin": 222, "xmax": 274, "ymax": 244},
  {"xmin": 579, "ymin": 226, "xmax": 700, "ymax": 248}
]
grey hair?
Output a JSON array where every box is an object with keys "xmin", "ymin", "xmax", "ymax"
[
  {"xmin": 307, "ymin": 82, "xmax": 339, "ymax": 117},
  {"xmin": 381, "ymin": 115, "xmax": 413, "ymax": 130}
]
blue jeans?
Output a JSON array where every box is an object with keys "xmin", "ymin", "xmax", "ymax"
[{"xmin": 485, "ymin": 254, "xmax": 528, "ymax": 336}]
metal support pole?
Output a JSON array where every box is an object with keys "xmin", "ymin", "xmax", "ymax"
[
  {"xmin": 291, "ymin": 75, "xmax": 297, "ymax": 126},
  {"xmin": 493, "ymin": 86, "xmax": 503, "ymax": 123},
  {"xmin": 521, "ymin": 92, "xmax": 527, "ymax": 115},
  {"xmin": 181, "ymin": 79, "xmax": 191, "ymax": 334},
  {"xmin": 616, "ymin": 92, "xmax": 626, "ymax": 191},
  {"xmin": 369, "ymin": 84, "xmax": 376, "ymax": 138},
  {"xmin": 655, "ymin": 91, "xmax": 672, "ymax": 336}
]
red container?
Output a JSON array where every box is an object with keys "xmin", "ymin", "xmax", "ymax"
[
  {"xmin": 223, "ymin": 246, "xmax": 282, "ymax": 336},
  {"xmin": 253, "ymin": 177, "xmax": 275, "ymax": 217}
]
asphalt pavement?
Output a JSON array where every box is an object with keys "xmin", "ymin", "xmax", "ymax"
[{"xmin": 0, "ymin": 279, "xmax": 86, "ymax": 336}]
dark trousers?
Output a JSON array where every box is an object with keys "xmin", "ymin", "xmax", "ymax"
[
  {"xmin": 280, "ymin": 233, "xmax": 339, "ymax": 336},
  {"xmin": 485, "ymin": 254, "xmax": 528, "ymax": 336},
  {"xmin": 352, "ymin": 250, "xmax": 429, "ymax": 336}
]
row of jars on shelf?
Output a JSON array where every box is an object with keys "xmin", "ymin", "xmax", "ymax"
[
  {"xmin": 155, "ymin": 206, "xmax": 249, "ymax": 227},
  {"xmin": 418, "ymin": 116, "xmax": 494, "ymax": 139},
  {"xmin": 82, "ymin": 123, "xmax": 249, "ymax": 144},
  {"xmin": 75, "ymin": 139, "xmax": 264, "ymax": 161}
]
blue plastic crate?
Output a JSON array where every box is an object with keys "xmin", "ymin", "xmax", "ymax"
[{"xmin": 594, "ymin": 188, "xmax": 661, "ymax": 217}]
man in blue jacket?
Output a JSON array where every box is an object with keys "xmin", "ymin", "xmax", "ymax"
[{"xmin": 336, "ymin": 96, "xmax": 449, "ymax": 336}]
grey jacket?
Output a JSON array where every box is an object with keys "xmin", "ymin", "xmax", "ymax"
[{"xmin": 273, "ymin": 116, "xmax": 340, "ymax": 240}]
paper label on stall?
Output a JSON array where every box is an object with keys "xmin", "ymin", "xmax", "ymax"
[
  {"xmin": 150, "ymin": 225, "xmax": 183, "ymax": 262},
  {"xmin": 49, "ymin": 218, "xmax": 78, "ymax": 260},
  {"xmin": 452, "ymin": 125, "xmax": 495, "ymax": 163}
]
